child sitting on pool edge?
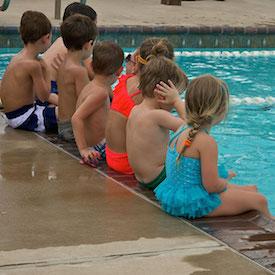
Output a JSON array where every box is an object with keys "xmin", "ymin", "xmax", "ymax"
[
  {"xmin": 126, "ymin": 56, "xmax": 188, "ymax": 189},
  {"xmin": 72, "ymin": 41, "xmax": 124, "ymax": 166},
  {"xmin": 57, "ymin": 14, "xmax": 97, "ymax": 142},
  {"xmin": 105, "ymin": 38, "xmax": 175, "ymax": 175},
  {"xmin": 0, "ymin": 11, "xmax": 57, "ymax": 132},
  {"xmin": 43, "ymin": 2, "xmax": 97, "ymax": 88},
  {"xmin": 154, "ymin": 74, "xmax": 274, "ymax": 219}
]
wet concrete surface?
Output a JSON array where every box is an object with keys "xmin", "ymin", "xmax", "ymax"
[
  {"xmin": 37, "ymin": 130, "xmax": 275, "ymax": 273},
  {"xmin": 0, "ymin": 127, "xmax": 200, "ymax": 251},
  {"xmin": 0, "ymin": 117, "xmax": 273, "ymax": 274}
]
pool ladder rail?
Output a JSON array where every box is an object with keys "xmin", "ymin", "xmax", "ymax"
[{"xmin": 0, "ymin": 0, "xmax": 10, "ymax": 11}]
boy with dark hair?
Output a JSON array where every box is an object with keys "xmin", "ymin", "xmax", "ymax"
[
  {"xmin": 63, "ymin": 1, "xmax": 97, "ymax": 22},
  {"xmin": 0, "ymin": 10, "xmax": 57, "ymax": 132},
  {"xmin": 57, "ymin": 14, "xmax": 97, "ymax": 142},
  {"xmin": 72, "ymin": 41, "xmax": 124, "ymax": 166},
  {"xmin": 42, "ymin": 1, "xmax": 97, "ymax": 91}
]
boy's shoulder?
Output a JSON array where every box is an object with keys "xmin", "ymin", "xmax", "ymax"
[
  {"xmin": 64, "ymin": 62, "xmax": 87, "ymax": 76},
  {"xmin": 129, "ymin": 106, "xmax": 162, "ymax": 123},
  {"xmin": 9, "ymin": 55, "xmax": 41, "ymax": 73}
]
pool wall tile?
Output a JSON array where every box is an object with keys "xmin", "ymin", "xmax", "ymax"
[{"xmin": 1, "ymin": 25, "xmax": 275, "ymax": 48}]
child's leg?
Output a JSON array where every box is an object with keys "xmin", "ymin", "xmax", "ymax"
[
  {"xmin": 227, "ymin": 183, "xmax": 258, "ymax": 192},
  {"xmin": 207, "ymin": 188, "xmax": 273, "ymax": 219}
]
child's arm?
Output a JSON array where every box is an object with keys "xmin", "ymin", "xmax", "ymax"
[
  {"xmin": 48, "ymin": 93, "xmax": 58, "ymax": 106},
  {"xmin": 72, "ymin": 90, "xmax": 107, "ymax": 161},
  {"xmin": 30, "ymin": 60, "xmax": 50, "ymax": 102},
  {"xmin": 40, "ymin": 59, "xmax": 59, "ymax": 105},
  {"xmin": 155, "ymin": 80, "xmax": 186, "ymax": 121},
  {"xmin": 152, "ymin": 110, "xmax": 184, "ymax": 132},
  {"xmin": 83, "ymin": 58, "xmax": 94, "ymax": 80},
  {"xmin": 200, "ymin": 135, "xmax": 228, "ymax": 193},
  {"xmin": 74, "ymin": 67, "xmax": 90, "ymax": 97}
]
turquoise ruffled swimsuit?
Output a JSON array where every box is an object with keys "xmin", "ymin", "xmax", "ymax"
[{"xmin": 154, "ymin": 126, "xmax": 227, "ymax": 219}]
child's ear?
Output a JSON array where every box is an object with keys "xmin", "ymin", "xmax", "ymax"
[{"xmin": 41, "ymin": 33, "xmax": 51, "ymax": 44}]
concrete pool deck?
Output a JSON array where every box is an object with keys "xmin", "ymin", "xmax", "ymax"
[
  {"xmin": 1, "ymin": 0, "xmax": 275, "ymax": 274},
  {"xmin": 0, "ymin": 116, "xmax": 273, "ymax": 274},
  {"xmin": 1, "ymin": 0, "xmax": 275, "ymax": 29}
]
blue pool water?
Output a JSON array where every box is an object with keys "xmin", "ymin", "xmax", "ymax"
[{"xmin": 0, "ymin": 48, "xmax": 274, "ymax": 214}]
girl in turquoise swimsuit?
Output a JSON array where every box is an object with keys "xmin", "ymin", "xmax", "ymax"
[{"xmin": 154, "ymin": 74, "xmax": 274, "ymax": 219}]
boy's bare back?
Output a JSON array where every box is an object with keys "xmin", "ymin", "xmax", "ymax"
[
  {"xmin": 57, "ymin": 59, "xmax": 89, "ymax": 122},
  {"xmin": 1, "ymin": 53, "xmax": 49, "ymax": 113},
  {"xmin": 43, "ymin": 37, "xmax": 67, "ymax": 81},
  {"xmin": 75, "ymin": 81, "xmax": 110, "ymax": 146},
  {"xmin": 127, "ymin": 104, "xmax": 173, "ymax": 183}
]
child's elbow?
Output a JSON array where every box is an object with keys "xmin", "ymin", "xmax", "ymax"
[
  {"xmin": 71, "ymin": 113, "xmax": 80, "ymax": 127},
  {"xmin": 37, "ymin": 87, "xmax": 50, "ymax": 102},
  {"xmin": 203, "ymin": 179, "xmax": 221, "ymax": 193},
  {"xmin": 38, "ymin": 93, "xmax": 49, "ymax": 103}
]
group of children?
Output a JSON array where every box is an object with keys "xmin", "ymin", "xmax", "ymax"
[{"xmin": 0, "ymin": 2, "xmax": 273, "ymax": 220}]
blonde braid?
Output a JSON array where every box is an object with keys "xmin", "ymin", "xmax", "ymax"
[{"xmin": 177, "ymin": 123, "xmax": 201, "ymax": 162}]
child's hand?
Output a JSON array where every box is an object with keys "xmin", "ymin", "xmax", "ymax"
[
  {"xmin": 80, "ymin": 148, "xmax": 101, "ymax": 168},
  {"xmin": 155, "ymin": 80, "xmax": 181, "ymax": 105},
  {"xmin": 39, "ymin": 58, "xmax": 48, "ymax": 70},
  {"xmin": 227, "ymin": 170, "xmax": 237, "ymax": 180},
  {"xmin": 51, "ymin": 53, "xmax": 65, "ymax": 71},
  {"xmin": 39, "ymin": 59, "xmax": 50, "ymax": 75}
]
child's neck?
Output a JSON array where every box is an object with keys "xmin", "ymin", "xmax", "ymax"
[
  {"xmin": 21, "ymin": 44, "xmax": 42, "ymax": 59},
  {"xmin": 142, "ymin": 97, "xmax": 160, "ymax": 109},
  {"xmin": 67, "ymin": 50, "xmax": 86, "ymax": 64},
  {"xmin": 93, "ymin": 74, "xmax": 111, "ymax": 88}
]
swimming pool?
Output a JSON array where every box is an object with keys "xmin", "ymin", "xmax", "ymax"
[{"xmin": 0, "ymin": 48, "xmax": 274, "ymax": 214}]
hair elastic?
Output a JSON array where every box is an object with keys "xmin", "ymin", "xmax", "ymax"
[{"xmin": 137, "ymin": 55, "xmax": 147, "ymax": 65}]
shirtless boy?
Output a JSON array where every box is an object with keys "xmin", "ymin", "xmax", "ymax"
[
  {"xmin": 43, "ymin": 2, "xmax": 97, "ymax": 87},
  {"xmin": 57, "ymin": 14, "xmax": 97, "ymax": 141},
  {"xmin": 72, "ymin": 41, "xmax": 124, "ymax": 166},
  {"xmin": 127, "ymin": 56, "xmax": 188, "ymax": 190},
  {"xmin": 0, "ymin": 11, "xmax": 57, "ymax": 132}
]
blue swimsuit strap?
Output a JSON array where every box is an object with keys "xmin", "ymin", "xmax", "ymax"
[{"xmin": 169, "ymin": 124, "xmax": 187, "ymax": 148}]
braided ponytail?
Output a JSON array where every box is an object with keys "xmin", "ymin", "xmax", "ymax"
[{"xmin": 177, "ymin": 123, "xmax": 201, "ymax": 162}]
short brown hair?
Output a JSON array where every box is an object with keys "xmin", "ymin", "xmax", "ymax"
[
  {"xmin": 63, "ymin": 2, "xmax": 97, "ymax": 22},
  {"xmin": 20, "ymin": 11, "xmax": 51, "ymax": 45},
  {"xmin": 139, "ymin": 56, "xmax": 188, "ymax": 98},
  {"xmin": 92, "ymin": 41, "xmax": 124, "ymax": 75},
  {"xmin": 61, "ymin": 14, "xmax": 97, "ymax": 50}
]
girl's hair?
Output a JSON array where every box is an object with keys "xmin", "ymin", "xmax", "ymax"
[
  {"xmin": 139, "ymin": 56, "xmax": 188, "ymax": 98},
  {"xmin": 138, "ymin": 38, "xmax": 174, "ymax": 71},
  {"xmin": 177, "ymin": 74, "xmax": 229, "ymax": 161}
]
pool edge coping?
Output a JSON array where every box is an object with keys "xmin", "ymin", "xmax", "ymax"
[{"xmin": 1, "ymin": 25, "xmax": 275, "ymax": 34}]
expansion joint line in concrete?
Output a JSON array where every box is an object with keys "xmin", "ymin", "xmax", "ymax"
[{"xmin": 0, "ymin": 244, "xmax": 222, "ymax": 270}]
